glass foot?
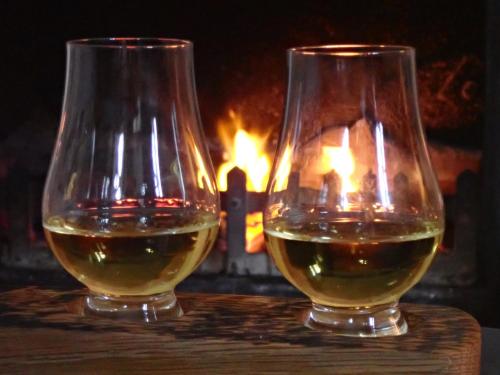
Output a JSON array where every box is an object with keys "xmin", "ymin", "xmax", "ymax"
[
  {"xmin": 302, "ymin": 301, "xmax": 408, "ymax": 337},
  {"xmin": 84, "ymin": 290, "xmax": 183, "ymax": 322}
]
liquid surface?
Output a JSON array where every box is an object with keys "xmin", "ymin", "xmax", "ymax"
[
  {"xmin": 265, "ymin": 216, "xmax": 442, "ymax": 307},
  {"xmin": 44, "ymin": 207, "xmax": 218, "ymax": 296}
]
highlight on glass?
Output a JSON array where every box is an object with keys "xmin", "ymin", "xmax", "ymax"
[
  {"xmin": 264, "ymin": 45, "xmax": 444, "ymax": 337},
  {"xmin": 43, "ymin": 38, "xmax": 220, "ymax": 321}
]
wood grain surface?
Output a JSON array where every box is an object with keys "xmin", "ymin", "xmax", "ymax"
[{"xmin": 0, "ymin": 287, "xmax": 481, "ymax": 374}]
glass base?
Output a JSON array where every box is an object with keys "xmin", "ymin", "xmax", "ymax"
[
  {"xmin": 302, "ymin": 301, "xmax": 408, "ymax": 337},
  {"xmin": 84, "ymin": 290, "xmax": 183, "ymax": 322}
]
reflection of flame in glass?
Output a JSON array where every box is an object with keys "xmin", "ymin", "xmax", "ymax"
[
  {"xmin": 194, "ymin": 143, "xmax": 216, "ymax": 194},
  {"xmin": 321, "ymin": 146, "xmax": 356, "ymax": 192},
  {"xmin": 216, "ymin": 110, "xmax": 271, "ymax": 192},
  {"xmin": 273, "ymin": 145, "xmax": 292, "ymax": 192},
  {"xmin": 321, "ymin": 128, "xmax": 357, "ymax": 210}
]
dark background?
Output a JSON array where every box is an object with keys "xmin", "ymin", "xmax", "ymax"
[{"xmin": 1, "ymin": 0, "xmax": 484, "ymax": 145}]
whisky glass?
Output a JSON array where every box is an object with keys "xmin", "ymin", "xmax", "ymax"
[
  {"xmin": 43, "ymin": 38, "xmax": 219, "ymax": 321},
  {"xmin": 264, "ymin": 45, "xmax": 444, "ymax": 337}
]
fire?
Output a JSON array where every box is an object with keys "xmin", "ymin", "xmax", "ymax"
[
  {"xmin": 216, "ymin": 110, "xmax": 271, "ymax": 253},
  {"xmin": 216, "ymin": 110, "xmax": 271, "ymax": 192},
  {"xmin": 214, "ymin": 113, "xmax": 361, "ymax": 252}
]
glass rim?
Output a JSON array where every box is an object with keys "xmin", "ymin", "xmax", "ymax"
[
  {"xmin": 67, "ymin": 37, "xmax": 192, "ymax": 49},
  {"xmin": 288, "ymin": 44, "xmax": 414, "ymax": 57}
]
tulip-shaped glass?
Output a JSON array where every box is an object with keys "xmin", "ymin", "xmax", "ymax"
[
  {"xmin": 43, "ymin": 38, "xmax": 219, "ymax": 321},
  {"xmin": 264, "ymin": 45, "xmax": 444, "ymax": 337}
]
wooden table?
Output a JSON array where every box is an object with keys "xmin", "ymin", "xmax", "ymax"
[{"xmin": 0, "ymin": 287, "xmax": 481, "ymax": 374}]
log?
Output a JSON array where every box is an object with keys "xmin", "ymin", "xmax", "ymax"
[{"xmin": 0, "ymin": 287, "xmax": 481, "ymax": 374}]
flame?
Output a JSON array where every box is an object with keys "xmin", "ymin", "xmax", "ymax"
[
  {"xmin": 216, "ymin": 110, "xmax": 271, "ymax": 192},
  {"xmin": 216, "ymin": 110, "xmax": 271, "ymax": 253}
]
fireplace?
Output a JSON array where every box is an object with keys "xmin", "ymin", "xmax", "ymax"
[{"xmin": 1, "ymin": 0, "xmax": 497, "ymax": 326}]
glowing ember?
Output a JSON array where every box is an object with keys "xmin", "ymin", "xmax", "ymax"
[{"xmin": 245, "ymin": 212, "xmax": 265, "ymax": 253}]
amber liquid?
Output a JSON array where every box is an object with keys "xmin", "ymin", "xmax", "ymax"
[
  {"xmin": 44, "ymin": 208, "xmax": 218, "ymax": 296},
  {"xmin": 265, "ymin": 216, "xmax": 442, "ymax": 307}
]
